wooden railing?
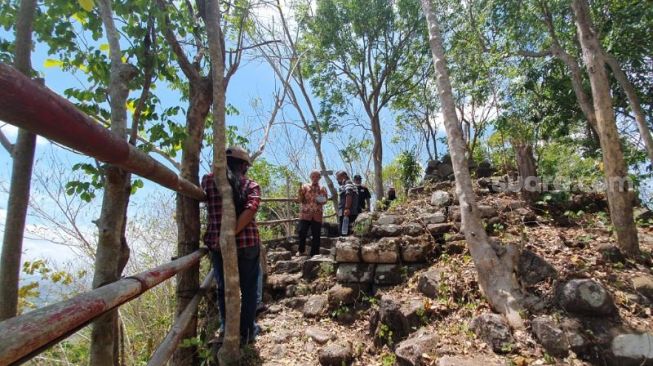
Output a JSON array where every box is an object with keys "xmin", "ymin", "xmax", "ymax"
[{"xmin": 0, "ymin": 63, "xmax": 339, "ymax": 365}]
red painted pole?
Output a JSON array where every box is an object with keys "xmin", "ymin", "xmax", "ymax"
[
  {"xmin": 0, "ymin": 248, "xmax": 207, "ymax": 365},
  {"xmin": 0, "ymin": 63, "xmax": 206, "ymax": 201}
]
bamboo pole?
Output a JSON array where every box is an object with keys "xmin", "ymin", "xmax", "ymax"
[
  {"xmin": 0, "ymin": 249, "xmax": 207, "ymax": 365},
  {"xmin": 147, "ymin": 271, "xmax": 214, "ymax": 366},
  {"xmin": 0, "ymin": 63, "xmax": 205, "ymax": 201}
]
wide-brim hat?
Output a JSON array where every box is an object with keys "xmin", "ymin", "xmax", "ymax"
[{"xmin": 226, "ymin": 146, "xmax": 251, "ymax": 165}]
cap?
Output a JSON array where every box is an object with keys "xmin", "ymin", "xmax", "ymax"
[
  {"xmin": 335, "ymin": 170, "xmax": 348, "ymax": 177},
  {"xmin": 353, "ymin": 174, "xmax": 362, "ymax": 180},
  {"xmin": 226, "ymin": 146, "xmax": 251, "ymax": 165}
]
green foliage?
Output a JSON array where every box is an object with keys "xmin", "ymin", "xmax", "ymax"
[
  {"xmin": 380, "ymin": 352, "xmax": 396, "ymax": 366},
  {"xmin": 396, "ymin": 150, "xmax": 422, "ymax": 191}
]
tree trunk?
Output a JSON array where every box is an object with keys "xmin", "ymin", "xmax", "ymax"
[
  {"xmin": 514, "ymin": 142, "xmax": 538, "ymax": 204},
  {"xmin": 0, "ymin": 0, "xmax": 38, "ymax": 321},
  {"xmin": 602, "ymin": 53, "xmax": 653, "ymax": 166},
  {"xmin": 91, "ymin": 0, "xmax": 134, "ymax": 364},
  {"xmin": 172, "ymin": 79, "xmax": 212, "ymax": 366},
  {"xmin": 572, "ymin": 0, "xmax": 639, "ymax": 255},
  {"xmin": 421, "ymin": 0, "xmax": 524, "ymax": 328},
  {"xmin": 371, "ymin": 114, "xmax": 384, "ymax": 200},
  {"xmin": 206, "ymin": 0, "xmax": 241, "ymax": 363}
]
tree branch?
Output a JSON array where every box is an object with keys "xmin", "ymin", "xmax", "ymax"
[{"xmin": 0, "ymin": 130, "xmax": 14, "ymax": 156}]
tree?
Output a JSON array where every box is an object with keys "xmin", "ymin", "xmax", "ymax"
[
  {"xmin": 571, "ymin": 0, "xmax": 639, "ymax": 255},
  {"xmin": 421, "ymin": 0, "xmax": 524, "ymax": 328},
  {"xmin": 255, "ymin": 0, "xmax": 339, "ymax": 207},
  {"xmin": 0, "ymin": 0, "xmax": 38, "ymax": 321},
  {"xmin": 89, "ymin": 0, "xmax": 137, "ymax": 364},
  {"xmin": 300, "ymin": 0, "xmax": 428, "ymax": 200},
  {"xmin": 206, "ymin": 0, "xmax": 241, "ymax": 362}
]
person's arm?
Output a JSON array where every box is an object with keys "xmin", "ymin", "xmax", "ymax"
[
  {"xmin": 344, "ymin": 192, "xmax": 352, "ymax": 216},
  {"xmin": 236, "ymin": 208, "xmax": 256, "ymax": 234},
  {"xmin": 236, "ymin": 181, "xmax": 261, "ymax": 234}
]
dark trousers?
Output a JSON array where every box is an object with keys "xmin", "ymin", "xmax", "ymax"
[
  {"xmin": 298, "ymin": 219, "xmax": 322, "ymax": 256},
  {"xmin": 211, "ymin": 246, "xmax": 260, "ymax": 343},
  {"xmin": 338, "ymin": 214, "xmax": 358, "ymax": 236}
]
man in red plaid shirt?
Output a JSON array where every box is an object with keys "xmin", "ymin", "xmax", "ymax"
[{"xmin": 202, "ymin": 146, "xmax": 261, "ymax": 344}]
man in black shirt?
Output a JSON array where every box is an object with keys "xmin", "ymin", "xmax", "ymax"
[{"xmin": 353, "ymin": 174, "xmax": 371, "ymax": 212}]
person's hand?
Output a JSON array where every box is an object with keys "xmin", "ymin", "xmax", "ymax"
[{"xmin": 344, "ymin": 208, "xmax": 351, "ymax": 216}]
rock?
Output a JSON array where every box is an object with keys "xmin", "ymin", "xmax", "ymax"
[
  {"xmin": 425, "ymin": 160, "xmax": 439, "ymax": 174},
  {"xmin": 361, "ymin": 237, "xmax": 400, "ymax": 263},
  {"xmin": 372, "ymin": 224, "xmax": 403, "ymax": 237},
  {"xmin": 371, "ymin": 297, "xmax": 422, "ymax": 347},
  {"xmin": 306, "ymin": 327, "xmax": 334, "ymax": 345},
  {"xmin": 498, "ymin": 199, "xmax": 525, "ymax": 212},
  {"xmin": 374, "ymin": 264, "xmax": 404, "ymax": 286},
  {"xmin": 408, "ymin": 186, "xmax": 425, "ymax": 197},
  {"xmin": 470, "ymin": 313, "xmax": 514, "ymax": 353},
  {"xmin": 449, "ymin": 205, "xmax": 497, "ymax": 221},
  {"xmin": 318, "ymin": 341, "xmax": 354, "ymax": 366},
  {"xmin": 267, "ymin": 273, "xmax": 301, "ymax": 290},
  {"xmin": 517, "ymin": 249, "xmax": 557, "ymax": 286},
  {"xmin": 273, "ymin": 329, "xmax": 294, "ymax": 343},
  {"xmin": 515, "ymin": 208, "xmax": 537, "ymax": 225},
  {"xmin": 476, "ymin": 160, "xmax": 494, "ymax": 178},
  {"xmin": 531, "ymin": 317, "xmax": 569, "ymax": 357},
  {"xmin": 610, "ymin": 333, "xmax": 653, "ymax": 366},
  {"xmin": 280, "ymin": 296, "xmax": 307, "ymax": 310},
  {"xmin": 303, "ymin": 295, "xmax": 329, "ymax": 318},
  {"xmin": 427, "ymin": 223, "xmax": 453, "ymax": 235},
  {"xmin": 377, "ymin": 214, "xmax": 402, "ymax": 225},
  {"xmin": 633, "ymin": 275, "xmax": 653, "ymax": 301},
  {"xmin": 400, "ymin": 237, "xmax": 434, "ymax": 262},
  {"xmin": 336, "ymin": 263, "xmax": 375, "ymax": 283},
  {"xmin": 274, "ymin": 257, "xmax": 306, "ymax": 274},
  {"xmin": 327, "ymin": 283, "xmax": 363, "ymax": 307},
  {"xmin": 437, "ymin": 163, "xmax": 454, "ymax": 179},
  {"xmin": 303, "ymin": 255, "xmax": 336, "ymax": 281},
  {"xmin": 394, "ymin": 328, "xmax": 439, "ymax": 366},
  {"xmin": 352, "ymin": 212, "xmax": 374, "ymax": 237},
  {"xmin": 421, "ymin": 212, "xmax": 446, "ymax": 224},
  {"xmin": 418, "ymin": 269, "xmax": 444, "ymax": 299},
  {"xmin": 430, "ymin": 191, "xmax": 451, "ymax": 207},
  {"xmin": 403, "ymin": 222, "xmax": 425, "ymax": 237},
  {"xmin": 437, "ymin": 356, "xmax": 504, "ymax": 366},
  {"xmin": 443, "ymin": 240, "xmax": 466, "ymax": 255},
  {"xmin": 335, "ymin": 237, "xmax": 361, "ymax": 262},
  {"xmin": 558, "ymin": 279, "xmax": 616, "ymax": 316},
  {"xmin": 431, "ymin": 181, "xmax": 453, "ymax": 191},
  {"xmin": 267, "ymin": 250, "xmax": 292, "ymax": 262},
  {"xmin": 320, "ymin": 237, "xmax": 336, "ymax": 249},
  {"xmin": 597, "ymin": 244, "xmax": 625, "ymax": 263},
  {"xmin": 559, "ymin": 318, "xmax": 590, "ymax": 354}
]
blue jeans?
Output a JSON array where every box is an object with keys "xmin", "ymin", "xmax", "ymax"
[{"xmin": 211, "ymin": 246, "xmax": 260, "ymax": 343}]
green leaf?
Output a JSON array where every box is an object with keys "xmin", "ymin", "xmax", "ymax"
[
  {"xmin": 99, "ymin": 43, "xmax": 110, "ymax": 52},
  {"xmin": 43, "ymin": 58, "xmax": 63, "ymax": 68},
  {"xmin": 78, "ymin": 0, "xmax": 94, "ymax": 12}
]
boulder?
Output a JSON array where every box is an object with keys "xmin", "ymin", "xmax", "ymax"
[
  {"xmin": 430, "ymin": 191, "xmax": 451, "ymax": 207},
  {"xmin": 632, "ymin": 275, "xmax": 653, "ymax": 301},
  {"xmin": 418, "ymin": 269, "xmax": 444, "ymax": 299},
  {"xmin": 394, "ymin": 328, "xmax": 439, "ymax": 366},
  {"xmin": 374, "ymin": 264, "xmax": 403, "ymax": 286},
  {"xmin": 449, "ymin": 205, "xmax": 497, "ymax": 221},
  {"xmin": 318, "ymin": 341, "xmax": 354, "ymax": 366},
  {"xmin": 372, "ymin": 224, "xmax": 403, "ymax": 237},
  {"xmin": 352, "ymin": 212, "xmax": 374, "ymax": 237},
  {"xmin": 306, "ymin": 326, "xmax": 334, "ymax": 345},
  {"xmin": 303, "ymin": 295, "xmax": 329, "ymax": 318},
  {"xmin": 421, "ymin": 212, "xmax": 446, "ymax": 225},
  {"xmin": 517, "ymin": 249, "xmax": 557, "ymax": 286},
  {"xmin": 610, "ymin": 333, "xmax": 653, "ymax": 366},
  {"xmin": 427, "ymin": 223, "xmax": 453, "ymax": 235},
  {"xmin": 267, "ymin": 273, "xmax": 301, "ymax": 291},
  {"xmin": 370, "ymin": 297, "xmax": 424, "ymax": 347},
  {"xmin": 303, "ymin": 255, "xmax": 336, "ymax": 281},
  {"xmin": 377, "ymin": 214, "xmax": 402, "ymax": 225},
  {"xmin": 470, "ymin": 313, "xmax": 514, "ymax": 353},
  {"xmin": 280, "ymin": 296, "xmax": 308, "ymax": 310},
  {"xmin": 267, "ymin": 250, "xmax": 292, "ymax": 262},
  {"xmin": 361, "ymin": 237, "xmax": 399, "ymax": 263},
  {"xmin": 327, "ymin": 283, "xmax": 364, "ymax": 307},
  {"xmin": 403, "ymin": 222, "xmax": 425, "ymax": 237},
  {"xmin": 336, "ymin": 263, "xmax": 375, "ymax": 283},
  {"xmin": 531, "ymin": 316, "xmax": 569, "ymax": 357},
  {"xmin": 597, "ymin": 244, "xmax": 625, "ymax": 263},
  {"xmin": 400, "ymin": 237, "xmax": 433, "ymax": 263},
  {"xmin": 558, "ymin": 279, "xmax": 616, "ymax": 316},
  {"xmin": 335, "ymin": 237, "xmax": 361, "ymax": 263},
  {"xmin": 274, "ymin": 257, "xmax": 306, "ymax": 274}
]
